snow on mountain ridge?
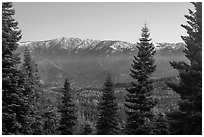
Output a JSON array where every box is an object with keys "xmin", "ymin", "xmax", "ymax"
[
  {"xmin": 19, "ymin": 37, "xmax": 185, "ymax": 53},
  {"xmin": 110, "ymin": 41, "xmax": 134, "ymax": 51}
]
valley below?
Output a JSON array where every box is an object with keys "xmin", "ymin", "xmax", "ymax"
[
  {"xmin": 16, "ymin": 37, "xmax": 188, "ymax": 133},
  {"xmin": 18, "ymin": 37, "xmax": 188, "ymax": 88}
]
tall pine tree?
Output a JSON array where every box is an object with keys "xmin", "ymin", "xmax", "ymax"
[
  {"xmin": 58, "ymin": 78, "xmax": 77, "ymax": 135},
  {"xmin": 167, "ymin": 2, "xmax": 202, "ymax": 135},
  {"xmin": 21, "ymin": 46, "xmax": 45, "ymax": 134},
  {"xmin": 2, "ymin": 2, "xmax": 29, "ymax": 134},
  {"xmin": 96, "ymin": 74, "xmax": 119, "ymax": 135},
  {"xmin": 22, "ymin": 47, "xmax": 61, "ymax": 135},
  {"xmin": 124, "ymin": 24, "xmax": 156, "ymax": 135},
  {"xmin": 20, "ymin": 47, "xmax": 35, "ymax": 134}
]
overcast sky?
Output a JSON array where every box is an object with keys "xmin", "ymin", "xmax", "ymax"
[{"xmin": 13, "ymin": 2, "xmax": 194, "ymax": 43}]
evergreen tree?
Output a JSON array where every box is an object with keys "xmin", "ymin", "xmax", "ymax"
[
  {"xmin": 124, "ymin": 24, "xmax": 156, "ymax": 135},
  {"xmin": 166, "ymin": 2, "xmax": 202, "ymax": 135},
  {"xmin": 21, "ymin": 46, "xmax": 61, "ymax": 135},
  {"xmin": 20, "ymin": 47, "xmax": 36, "ymax": 134},
  {"xmin": 58, "ymin": 78, "xmax": 77, "ymax": 135},
  {"xmin": 96, "ymin": 75, "xmax": 119, "ymax": 135},
  {"xmin": 22, "ymin": 48, "xmax": 60, "ymax": 135},
  {"xmin": 21, "ymin": 46, "xmax": 41, "ymax": 85},
  {"xmin": 21, "ymin": 46, "xmax": 45, "ymax": 134},
  {"xmin": 21, "ymin": 46, "xmax": 58, "ymax": 135},
  {"xmin": 2, "ymin": 2, "xmax": 29, "ymax": 134}
]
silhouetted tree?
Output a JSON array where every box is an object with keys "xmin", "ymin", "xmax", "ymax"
[
  {"xmin": 166, "ymin": 2, "xmax": 202, "ymax": 135},
  {"xmin": 96, "ymin": 75, "xmax": 119, "ymax": 135},
  {"xmin": 2, "ymin": 2, "xmax": 29, "ymax": 134},
  {"xmin": 58, "ymin": 78, "xmax": 77, "ymax": 134},
  {"xmin": 124, "ymin": 24, "xmax": 156, "ymax": 135}
]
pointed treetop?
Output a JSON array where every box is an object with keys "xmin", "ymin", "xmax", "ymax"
[
  {"xmin": 64, "ymin": 78, "xmax": 70, "ymax": 89},
  {"xmin": 144, "ymin": 20, "xmax": 147, "ymax": 27},
  {"xmin": 139, "ymin": 23, "xmax": 151, "ymax": 42},
  {"xmin": 104, "ymin": 74, "xmax": 113, "ymax": 88}
]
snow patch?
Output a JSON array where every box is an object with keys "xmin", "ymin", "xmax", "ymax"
[{"xmin": 110, "ymin": 45, "xmax": 117, "ymax": 50}]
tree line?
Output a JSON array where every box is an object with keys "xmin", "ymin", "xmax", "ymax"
[{"xmin": 2, "ymin": 2, "xmax": 202, "ymax": 135}]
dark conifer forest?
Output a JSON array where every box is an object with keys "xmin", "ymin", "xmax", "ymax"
[{"xmin": 2, "ymin": 2, "xmax": 202, "ymax": 135}]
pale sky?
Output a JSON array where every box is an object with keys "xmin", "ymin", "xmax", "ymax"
[{"xmin": 13, "ymin": 2, "xmax": 194, "ymax": 43}]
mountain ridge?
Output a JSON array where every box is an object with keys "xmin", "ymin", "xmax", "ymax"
[
  {"xmin": 17, "ymin": 37, "xmax": 187, "ymax": 88},
  {"xmin": 19, "ymin": 37, "xmax": 185, "ymax": 52}
]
